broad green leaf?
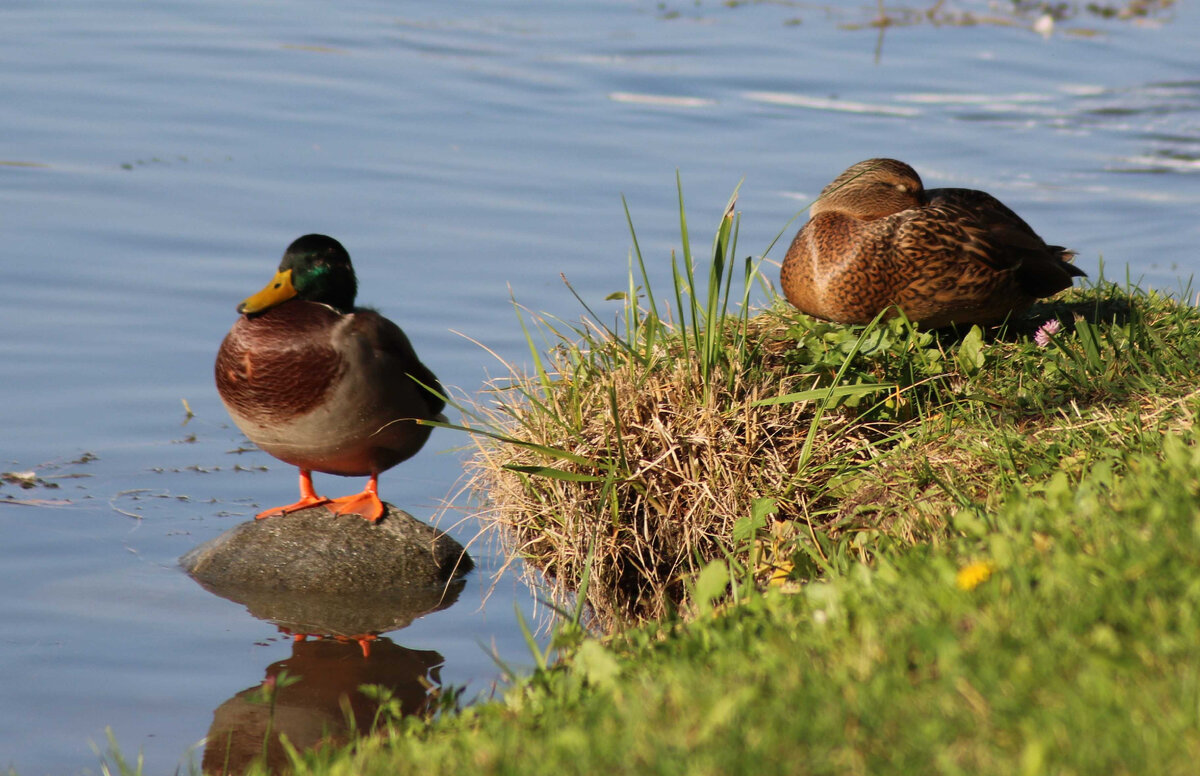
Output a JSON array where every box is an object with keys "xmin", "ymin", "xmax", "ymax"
[{"xmin": 956, "ymin": 325, "xmax": 986, "ymax": 374}]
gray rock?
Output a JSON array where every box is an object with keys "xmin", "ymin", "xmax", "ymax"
[{"xmin": 181, "ymin": 504, "xmax": 472, "ymax": 636}]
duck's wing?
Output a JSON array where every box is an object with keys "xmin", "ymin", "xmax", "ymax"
[
  {"xmin": 920, "ymin": 188, "xmax": 1038, "ymax": 267},
  {"xmin": 922, "ymin": 188, "xmax": 1084, "ymax": 296},
  {"xmin": 348, "ymin": 309, "xmax": 446, "ymax": 418}
]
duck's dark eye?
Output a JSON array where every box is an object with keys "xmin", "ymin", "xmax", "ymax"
[{"xmin": 274, "ymin": 283, "xmax": 281, "ymax": 289}]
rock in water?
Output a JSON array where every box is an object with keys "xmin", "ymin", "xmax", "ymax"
[{"xmin": 181, "ymin": 504, "xmax": 472, "ymax": 636}]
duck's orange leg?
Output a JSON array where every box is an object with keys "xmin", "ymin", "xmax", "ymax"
[
  {"xmin": 255, "ymin": 469, "xmax": 332, "ymax": 519},
  {"xmin": 327, "ymin": 474, "xmax": 386, "ymax": 522},
  {"xmin": 331, "ymin": 633, "xmax": 377, "ymax": 658}
]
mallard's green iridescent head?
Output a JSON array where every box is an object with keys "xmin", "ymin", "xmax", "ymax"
[{"xmin": 238, "ymin": 234, "xmax": 358, "ymax": 315}]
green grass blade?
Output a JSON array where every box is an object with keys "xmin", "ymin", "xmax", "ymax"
[
  {"xmin": 514, "ymin": 603, "xmax": 548, "ymax": 672},
  {"xmin": 515, "ymin": 301, "xmax": 555, "ymax": 398},
  {"xmin": 421, "ymin": 417, "xmax": 608, "ymax": 470},
  {"xmin": 752, "ymin": 382, "xmax": 897, "ymax": 407},
  {"xmin": 623, "ymin": 194, "xmax": 661, "ymax": 327},
  {"xmin": 796, "ymin": 311, "xmax": 892, "ymax": 470},
  {"xmin": 502, "ymin": 464, "xmax": 609, "ymax": 482},
  {"xmin": 676, "ymin": 170, "xmax": 701, "ymax": 353}
]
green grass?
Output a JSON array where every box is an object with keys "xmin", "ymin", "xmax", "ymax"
[
  {"xmin": 84, "ymin": 187, "xmax": 1200, "ymax": 775},
  {"xmin": 461, "ymin": 178, "xmax": 1200, "ymax": 629},
  {"xmin": 246, "ymin": 189, "xmax": 1200, "ymax": 774},
  {"xmin": 274, "ymin": 410, "xmax": 1200, "ymax": 774}
]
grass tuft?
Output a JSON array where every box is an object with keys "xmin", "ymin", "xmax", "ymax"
[{"xmin": 463, "ymin": 184, "xmax": 1200, "ymax": 631}]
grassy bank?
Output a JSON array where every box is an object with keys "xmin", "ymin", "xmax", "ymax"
[
  {"xmin": 103, "ymin": 191, "xmax": 1200, "ymax": 775},
  {"xmin": 253, "ymin": 188, "xmax": 1200, "ymax": 773},
  {"xmin": 300, "ymin": 442, "xmax": 1200, "ymax": 773},
  {"xmin": 277, "ymin": 323, "xmax": 1200, "ymax": 772},
  {"xmin": 462, "ymin": 182, "xmax": 1200, "ymax": 632}
]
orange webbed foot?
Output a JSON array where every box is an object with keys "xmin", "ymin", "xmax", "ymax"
[
  {"xmin": 327, "ymin": 491, "xmax": 385, "ymax": 522},
  {"xmin": 255, "ymin": 494, "xmax": 331, "ymax": 519},
  {"xmin": 326, "ymin": 475, "xmax": 385, "ymax": 522},
  {"xmin": 255, "ymin": 469, "xmax": 331, "ymax": 520}
]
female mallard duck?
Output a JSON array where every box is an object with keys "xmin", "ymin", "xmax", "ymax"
[
  {"xmin": 215, "ymin": 234, "xmax": 444, "ymax": 523},
  {"xmin": 780, "ymin": 158, "xmax": 1085, "ymax": 329}
]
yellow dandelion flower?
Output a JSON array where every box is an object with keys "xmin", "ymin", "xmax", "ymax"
[
  {"xmin": 956, "ymin": 561, "xmax": 995, "ymax": 591},
  {"xmin": 767, "ymin": 560, "xmax": 793, "ymax": 587}
]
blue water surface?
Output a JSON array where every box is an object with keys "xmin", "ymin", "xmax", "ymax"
[{"xmin": 1, "ymin": 1, "xmax": 1198, "ymax": 772}]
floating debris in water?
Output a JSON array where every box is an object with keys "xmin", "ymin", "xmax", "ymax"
[
  {"xmin": 1033, "ymin": 13, "xmax": 1056, "ymax": 38},
  {"xmin": 1, "ymin": 471, "xmax": 58, "ymax": 490}
]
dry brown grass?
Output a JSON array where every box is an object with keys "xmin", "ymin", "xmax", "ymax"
[
  {"xmin": 465, "ymin": 308, "xmax": 915, "ymax": 627},
  {"xmin": 460, "ymin": 278, "xmax": 1200, "ymax": 631}
]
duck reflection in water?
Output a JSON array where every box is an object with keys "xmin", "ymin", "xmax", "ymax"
[
  {"xmin": 186, "ymin": 532, "xmax": 469, "ymax": 775},
  {"xmin": 202, "ymin": 636, "xmax": 445, "ymax": 775}
]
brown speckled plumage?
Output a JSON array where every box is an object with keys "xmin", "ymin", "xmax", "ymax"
[{"xmin": 780, "ymin": 158, "xmax": 1085, "ymax": 328}]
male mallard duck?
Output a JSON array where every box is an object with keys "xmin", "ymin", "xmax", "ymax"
[
  {"xmin": 780, "ymin": 158, "xmax": 1085, "ymax": 329},
  {"xmin": 215, "ymin": 234, "xmax": 444, "ymax": 523}
]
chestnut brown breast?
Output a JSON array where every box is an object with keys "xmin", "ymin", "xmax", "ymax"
[{"xmin": 215, "ymin": 302, "xmax": 345, "ymax": 424}]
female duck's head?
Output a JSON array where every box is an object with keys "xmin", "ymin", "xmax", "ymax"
[{"xmin": 809, "ymin": 158, "xmax": 925, "ymax": 221}]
